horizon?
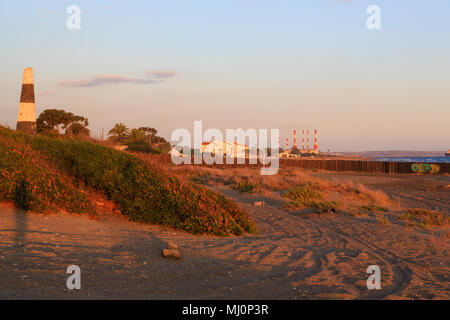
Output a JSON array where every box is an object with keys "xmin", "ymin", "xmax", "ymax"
[{"xmin": 1, "ymin": 0, "xmax": 449, "ymax": 151}]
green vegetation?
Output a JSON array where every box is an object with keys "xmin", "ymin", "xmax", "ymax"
[
  {"xmin": 0, "ymin": 134, "xmax": 96, "ymax": 214},
  {"xmin": 108, "ymin": 123, "xmax": 130, "ymax": 144},
  {"xmin": 37, "ymin": 109, "xmax": 90, "ymax": 137},
  {"xmin": 233, "ymin": 179, "xmax": 260, "ymax": 193},
  {"xmin": 126, "ymin": 140, "xmax": 160, "ymax": 154},
  {"xmin": 108, "ymin": 123, "xmax": 170, "ymax": 154},
  {"xmin": 0, "ymin": 126, "xmax": 256, "ymax": 236},
  {"xmin": 284, "ymin": 183, "xmax": 338, "ymax": 211},
  {"xmin": 399, "ymin": 208, "xmax": 449, "ymax": 228},
  {"xmin": 359, "ymin": 204, "xmax": 388, "ymax": 212}
]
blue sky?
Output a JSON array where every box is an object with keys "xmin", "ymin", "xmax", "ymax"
[{"xmin": 1, "ymin": 0, "xmax": 449, "ymax": 151}]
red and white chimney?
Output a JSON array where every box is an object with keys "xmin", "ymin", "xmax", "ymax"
[
  {"xmin": 314, "ymin": 130, "xmax": 318, "ymax": 152},
  {"xmin": 307, "ymin": 130, "xmax": 310, "ymax": 150},
  {"xmin": 293, "ymin": 130, "xmax": 297, "ymax": 149},
  {"xmin": 302, "ymin": 130, "xmax": 305, "ymax": 150},
  {"xmin": 286, "ymin": 138, "xmax": 289, "ymax": 152}
]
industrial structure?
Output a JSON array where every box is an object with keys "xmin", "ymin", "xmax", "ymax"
[
  {"xmin": 280, "ymin": 129, "xmax": 320, "ymax": 158},
  {"xmin": 16, "ymin": 67, "xmax": 37, "ymax": 134},
  {"xmin": 302, "ymin": 130, "xmax": 305, "ymax": 150},
  {"xmin": 314, "ymin": 130, "xmax": 318, "ymax": 153},
  {"xmin": 293, "ymin": 130, "xmax": 297, "ymax": 149},
  {"xmin": 199, "ymin": 132, "xmax": 318, "ymax": 159},
  {"xmin": 307, "ymin": 129, "xmax": 310, "ymax": 150}
]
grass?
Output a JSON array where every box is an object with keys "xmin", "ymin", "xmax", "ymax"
[
  {"xmin": 232, "ymin": 179, "xmax": 260, "ymax": 193},
  {"xmin": 165, "ymin": 166, "xmax": 394, "ymax": 215},
  {"xmin": 376, "ymin": 214, "xmax": 390, "ymax": 225},
  {"xmin": 0, "ymin": 135, "xmax": 97, "ymax": 215},
  {"xmin": 283, "ymin": 183, "xmax": 339, "ymax": 211},
  {"xmin": 0, "ymin": 126, "xmax": 257, "ymax": 236},
  {"xmin": 399, "ymin": 208, "xmax": 449, "ymax": 228},
  {"xmin": 359, "ymin": 204, "xmax": 388, "ymax": 212}
]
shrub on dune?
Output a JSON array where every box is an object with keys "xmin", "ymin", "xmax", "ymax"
[
  {"xmin": 0, "ymin": 135, "xmax": 96, "ymax": 214},
  {"xmin": 0, "ymin": 126, "xmax": 256, "ymax": 236}
]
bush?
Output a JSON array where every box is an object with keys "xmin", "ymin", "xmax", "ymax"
[
  {"xmin": 0, "ymin": 134, "xmax": 97, "ymax": 214},
  {"xmin": 0, "ymin": 126, "xmax": 256, "ymax": 236},
  {"xmin": 233, "ymin": 179, "xmax": 259, "ymax": 193},
  {"xmin": 126, "ymin": 140, "xmax": 160, "ymax": 154},
  {"xmin": 399, "ymin": 208, "xmax": 449, "ymax": 227},
  {"xmin": 284, "ymin": 183, "xmax": 338, "ymax": 211}
]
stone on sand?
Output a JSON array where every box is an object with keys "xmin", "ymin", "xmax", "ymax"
[{"xmin": 163, "ymin": 248, "xmax": 181, "ymax": 260}]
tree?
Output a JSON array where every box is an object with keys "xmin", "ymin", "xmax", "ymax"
[
  {"xmin": 66, "ymin": 122, "xmax": 90, "ymax": 137},
  {"xmin": 139, "ymin": 126, "xmax": 170, "ymax": 150},
  {"xmin": 126, "ymin": 128, "xmax": 159, "ymax": 154},
  {"xmin": 139, "ymin": 127, "xmax": 157, "ymax": 139},
  {"xmin": 37, "ymin": 109, "xmax": 89, "ymax": 137},
  {"xmin": 107, "ymin": 123, "xmax": 170, "ymax": 154},
  {"xmin": 129, "ymin": 128, "xmax": 146, "ymax": 142},
  {"xmin": 108, "ymin": 123, "xmax": 129, "ymax": 144}
]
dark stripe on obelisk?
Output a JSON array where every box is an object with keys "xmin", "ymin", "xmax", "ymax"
[
  {"xmin": 20, "ymin": 84, "xmax": 35, "ymax": 103},
  {"xmin": 16, "ymin": 121, "xmax": 37, "ymax": 134}
]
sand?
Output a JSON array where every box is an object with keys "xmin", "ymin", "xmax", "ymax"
[{"xmin": 0, "ymin": 172, "xmax": 448, "ymax": 299}]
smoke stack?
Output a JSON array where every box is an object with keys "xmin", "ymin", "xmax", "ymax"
[
  {"xmin": 302, "ymin": 130, "xmax": 305, "ymax": 150},
  {"xmin": 293, "ymin": 130, "xmax": 297, "ymax": 149},
  {"xmin": 307, "ymin": 129, "xmax": 310, "ymax": 150},
  {"xmin": 16, "ymin": 67, "xmax": 36, "ymax": 134},
  {"xmin": 314, "ymin": 130, "xmax": 318, "ymax": 152},
  {"xmin": 286, "ymin": 138, "xmax": 289, "ymax": 152}
]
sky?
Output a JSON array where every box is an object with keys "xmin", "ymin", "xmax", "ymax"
[{"xmin": 0, "ymin": 0, "xmax": 449, "ymax": 151}]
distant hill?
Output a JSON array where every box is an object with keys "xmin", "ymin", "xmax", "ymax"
[{"xmin": 340, "ymin": 151, "xmax": 447, "ymax": 157}]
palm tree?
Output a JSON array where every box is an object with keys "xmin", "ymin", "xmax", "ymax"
[
  {"xmin": 129, "ymin": 128, "xmax": 146, "ymax": 142},
  {"xmin": 108, "ymin": 123, "xmax": 129, "ymax": 144}
]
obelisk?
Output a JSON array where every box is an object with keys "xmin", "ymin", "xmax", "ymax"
[{"xmin": 16, "ymin": 67, "xmax": 37, "ymax": 134}]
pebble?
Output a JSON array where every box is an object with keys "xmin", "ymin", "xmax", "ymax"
[{"xmin": 162, "ymin": 249, "xmax": 181, "ymax": 260}]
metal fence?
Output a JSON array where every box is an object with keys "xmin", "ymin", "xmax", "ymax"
[{"xmin": 134, "ymin": 153, "xmax": 450, "ymax": 175}]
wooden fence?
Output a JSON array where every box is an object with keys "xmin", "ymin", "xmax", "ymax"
[{"xmin": 134, "ymin": 153, "xmax": 450, "ymax": 175}]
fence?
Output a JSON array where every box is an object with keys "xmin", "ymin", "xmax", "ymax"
[{"xmin": 133, "ymin": 153, "xmax": 450, "ymax": 175}]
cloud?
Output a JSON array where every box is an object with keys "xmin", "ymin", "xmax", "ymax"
[
  {"xmin": 147, "ymin": 70, "xmax": 177, "ymax": 78},
  {"xmin": 59, "ymin": 71, "xmax": 177, "ymax": 88}
]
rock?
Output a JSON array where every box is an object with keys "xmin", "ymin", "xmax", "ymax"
[
  {"xmin": 167, "ymin": 241, "xmax": 178, "ymax": 250},
  {"xmin": 162, "ymin": 249, "xmax": 181, "ymax": 260}
]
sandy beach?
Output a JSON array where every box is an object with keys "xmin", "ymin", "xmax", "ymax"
[{"xmin": 0, "ymin": 171, "xmax": 448, "ymax": 300}]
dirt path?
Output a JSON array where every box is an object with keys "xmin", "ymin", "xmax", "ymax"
[{"xmin": 0, "ymin": 180, "xmax": 449, "ymax": 299}]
